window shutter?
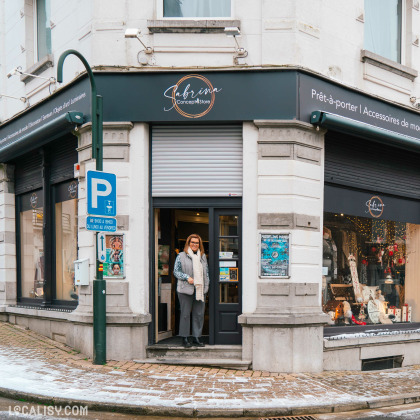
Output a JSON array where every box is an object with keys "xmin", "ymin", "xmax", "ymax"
[
  {"xmin": 49, "ymin": 135, "xmax": 78, "ymax": 184},
  {"xmin": 14, "ymin": 152, "xmax": 43, "ymax": 195},
  {"xmin": 152, "ymin": 125, "xmax": 243, "ymax": 197},
  {"xmin": 325, "ymin": 132, "xmax": 420, "ymax": 199}
]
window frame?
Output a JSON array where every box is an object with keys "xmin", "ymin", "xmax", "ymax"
[{"xmin": 157, "ymin": 0, "xmax": 234, "ymax": 20}]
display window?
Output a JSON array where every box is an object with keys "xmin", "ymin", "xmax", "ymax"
[
  {"xmin": 17, "ymin": 180, "xmax": 79, "ymax": 307},
  {"xmin": 19, "ymin": 190, "xmax": 44, "ymax": 299},
  {"xmin": 54, "ymin": 181, "xmax": 78, "ymax": 302},
  {"xmin": 323, "ymin": 212, "xmax": 418, "ymax": 326}
]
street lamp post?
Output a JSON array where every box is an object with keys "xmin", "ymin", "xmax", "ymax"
[{"xmin": 57, "ymin": 50, "xmax": 106, "ymax": 365}]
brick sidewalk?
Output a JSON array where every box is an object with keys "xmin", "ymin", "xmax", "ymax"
[{"xmin": 1, "ymin": 321, "xmax": 420, "ymax": 417}]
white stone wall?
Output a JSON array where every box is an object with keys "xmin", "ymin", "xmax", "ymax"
[
  {"xmin": 242, "ymin": 122, "xmax": 259, "ymax": 314},
  {"xmin": 126, "ymin": 123, "xmax": 149, "ymax": 314},
  {"xmin": 1, "ymin": 0, "xmax": 419, "ymax": 123},
  {"xmin": 0, "ymin": 164, "xmax": 15, "ymax": 307}
]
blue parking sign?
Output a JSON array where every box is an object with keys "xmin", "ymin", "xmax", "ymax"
[{"xmin": 87, "ymin": 171, "xmax": 117, "ymax": 217}]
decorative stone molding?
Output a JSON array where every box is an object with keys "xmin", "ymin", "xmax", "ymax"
[
  {"xmin": 254, "ymin": 119, "xmax": 324, "ymax": 165},
  {"xmin": 21, "ymin": 54, "xmax": 54, "ymax": 84},
  {"xmin": 255, "ymin": 282, "xmax": 322, "ymax": 315},
  {"xmin": 76, "ymin": 122, "xmax": 134, "ymax": 163},
  {"xmin": 258, "ymin": 213, "xmax": 320, "ymax": 231},
  {"xmin": 361, "ymin": 50, "xmax": 418, "ymax": 81},
  {"xmin": 0, "ymin": 164, "xmax": 15, "ymax": 193},
  {"xmin": 148, "ymin": 19, "xmax": 240, "ymax": 33}
]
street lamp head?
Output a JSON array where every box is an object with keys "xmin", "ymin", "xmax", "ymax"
[
  {"xmin": 224, "ymin": 26, "xmax": 241, "ymax": 37},
  {"xmin": 125, "ymin": 28, "xmax": 140, "ymax": 38}
]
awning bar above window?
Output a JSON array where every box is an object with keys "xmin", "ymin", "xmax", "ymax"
[
  {"xmin": 0, "ymin": 111, "xmax": 84, "ymax": 162},
  {"xmin": 310, "ymin": 110, "xmax": 420, "ymax": 153}
]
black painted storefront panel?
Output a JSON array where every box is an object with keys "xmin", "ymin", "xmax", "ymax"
[
  {"xmin": 324, "ymin": 184, "xmax": 420, "ymax": 225},
  {"xmin": 298, "ymin": 73, "xmax": 420, "ymax": 140},
  {"xmin": 97, "ymin": 70, "xmax": 298, "ymax": 122},
  {"xmin": 1, "ymin": 69, "xmax": 420, "ymax": 159}
]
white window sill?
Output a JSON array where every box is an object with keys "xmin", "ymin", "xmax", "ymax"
[
  {"xmin": 21, "ymin": 54, "xmax": 54, "ymax": 84},
  {"xmin": 147, "ymin": 19, "xmax": 240, "ymax": 33},
  {"xmin": 361, "ymin": 50, "xmax": 418, "ymax": 81}
]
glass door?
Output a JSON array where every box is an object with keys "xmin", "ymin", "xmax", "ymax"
[{"xmin": 212, "ymin": 209, "xmax": 242, "ymax": 344}]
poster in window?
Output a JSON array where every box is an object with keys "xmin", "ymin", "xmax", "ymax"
[
  {"xmin": 229, "ymin": 267, "xmax": 238, "ymax": 281},
  {"xmin": 260, "ymin": 233, "xmax": 290, "ymax": 278},
  {"xmin": 158, "ymin": 245, "xmax": 170, "ymax": 275},
  {"xmin": 219, "ymin": 267, "xmax": 230, "ymax": 282},
  {"xmin": 104, "ymin": 234, "xmax": 125, "ymax": 278}
]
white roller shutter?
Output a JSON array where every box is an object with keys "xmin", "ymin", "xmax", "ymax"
[{"xmin": 152, "ymin": 125, "xmax": 243, "ymax": 197}]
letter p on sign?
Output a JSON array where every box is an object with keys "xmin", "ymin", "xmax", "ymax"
[{"xmin": 87, "ymin": 170, "xmax": 117, "ymax": 217}]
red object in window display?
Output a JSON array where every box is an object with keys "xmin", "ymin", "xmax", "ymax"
[
  {"xmin": 362, "ymin": 259, "xmax": 368, "ymax": 265},
  {"xmin": 371, "ymin": 247, "xmax": 376, "ymax": 253},
  {"xmin": 389, "ymin": 251, "xmax": 393, "ymax": 256},
  {"xmin": 394, "ymin": 244, "xmax": 398, "ymax": 251},
  {"xmin": 398, "ymin": 258, "xmax": 403, "ymax": 264},
  {"xmin": 352, "ymin": 315, "xmax": 366, "ymax": 325}
]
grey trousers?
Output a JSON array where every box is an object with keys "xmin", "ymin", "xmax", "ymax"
[{"xmin": 178, "ymin": 292, "xmax": 206, "ymax": 338}]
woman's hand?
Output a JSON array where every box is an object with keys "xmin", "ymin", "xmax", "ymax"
[{"xmin": 187, "ymin": 277, "xmax": 194, "ymax": 284}]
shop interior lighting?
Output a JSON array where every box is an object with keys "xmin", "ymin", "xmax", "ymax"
[
  {"xmin": 124, "ymin": 28, "xmax": 153, "ymax": 54},
  {"xmin": 7, "ymin": 66, "xmax": 56, "ymax": 83},
  {"xmin": 224, "ymin": 26, "xmax": 248, "ymax": 64},
  {"xmin": 0, "ymin": 93, "xmax": 27, "ymax": 103}
]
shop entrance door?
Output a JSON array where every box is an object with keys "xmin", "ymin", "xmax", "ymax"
[
  {"xmin": 211, "ymin": 209, "xmax": 242, "ymax": 345},
  {"xmin": 152, "ymin": 199, "xmax": 242, "ymax": 346}
]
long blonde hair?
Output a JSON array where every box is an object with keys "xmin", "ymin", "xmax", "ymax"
[{"xmin": 184, "ymin": 234, "xmax": 205, "ymax": 254}]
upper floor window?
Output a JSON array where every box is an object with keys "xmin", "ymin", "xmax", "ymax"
[
  {"xmin": 163, "ymin": 0, "xmax": 231, "ymax": 18},
  {"xmin": 364, "ymin": 0, "xmax": 402, "ymax": 63},
  {"xmin": 35, "ymin": 0, "xmax": 52, "ymax": 60}
]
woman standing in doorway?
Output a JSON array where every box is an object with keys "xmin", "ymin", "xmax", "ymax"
[{"xmin": 174, "ymin": 234, "xmax": 209, "ymax": 348}]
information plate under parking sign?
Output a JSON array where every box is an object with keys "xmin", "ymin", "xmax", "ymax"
[{"xmin": 86, "ymin": 216, "xmax": 117, "ymax": 232}]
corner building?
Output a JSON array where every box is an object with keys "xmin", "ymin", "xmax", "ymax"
[{"xmin": 0, "ymin": 0, "xmax": 420, "ymax": 372}]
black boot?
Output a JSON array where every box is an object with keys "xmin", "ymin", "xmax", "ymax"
[
  {"xmin": 182, "ymin": 337, "xmax": 192, "ymax": 348},
  {"xmin": 191, "ymin": 337, "xmax": 205, "ymax": 347}
]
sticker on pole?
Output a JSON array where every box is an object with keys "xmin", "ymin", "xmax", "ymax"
[{"xmin": 87, "ymin": 170, "xmax": 117, "ymax": 217}]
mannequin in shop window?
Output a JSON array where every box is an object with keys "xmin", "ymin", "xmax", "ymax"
[{"xmin": 173, "ymin": 234, "xmax": 210, "ymax": 348}]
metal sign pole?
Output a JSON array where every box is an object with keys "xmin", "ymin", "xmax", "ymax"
[{"xmin": 57, "ymin": 51, "xmax": 106, "ymax": 365}]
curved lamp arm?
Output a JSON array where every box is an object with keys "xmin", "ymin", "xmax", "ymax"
[
  {"xmin": 57, "ymin": 49, "xmax": 97, "ymax": 95},
  {"xmin": 56, "ymin": 49, "xmax": 102, "ymax": 169}
]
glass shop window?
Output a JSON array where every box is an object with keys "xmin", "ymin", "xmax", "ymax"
[
  {"xmin": 54, "ymin": 181, "xmax": 78, "ymax": 302},
  {"xmin": 163, "ymin": 0, "xmax": 231, "ymax": 18},
  {"xmin": 35, "ymin": 0, "xmax": 52, "ymax": 61},
  {"xmin": 323, "ymin": 212, "xmax": 418, "ymax": 326},
  {"xmin": 20, "ymin": 190, "xmax": 44, "ymax": 299},
  {"xmin": 364, "ymin": 0, "xmax": 402, "ymax": 63}
]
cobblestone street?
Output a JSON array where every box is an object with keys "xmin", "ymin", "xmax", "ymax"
[{"xmin": 1, "ymin": 321, "xmax": 420, "ymax": 417}]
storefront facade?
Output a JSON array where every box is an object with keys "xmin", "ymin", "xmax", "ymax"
[{"xmin": 0, "ymin": 68, "xmax": 419, "ymax": 372}]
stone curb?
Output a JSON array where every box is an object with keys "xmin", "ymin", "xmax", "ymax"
[{"xmin": 1, "ymin": 386, "xmax": 420, "ymax": 417}]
